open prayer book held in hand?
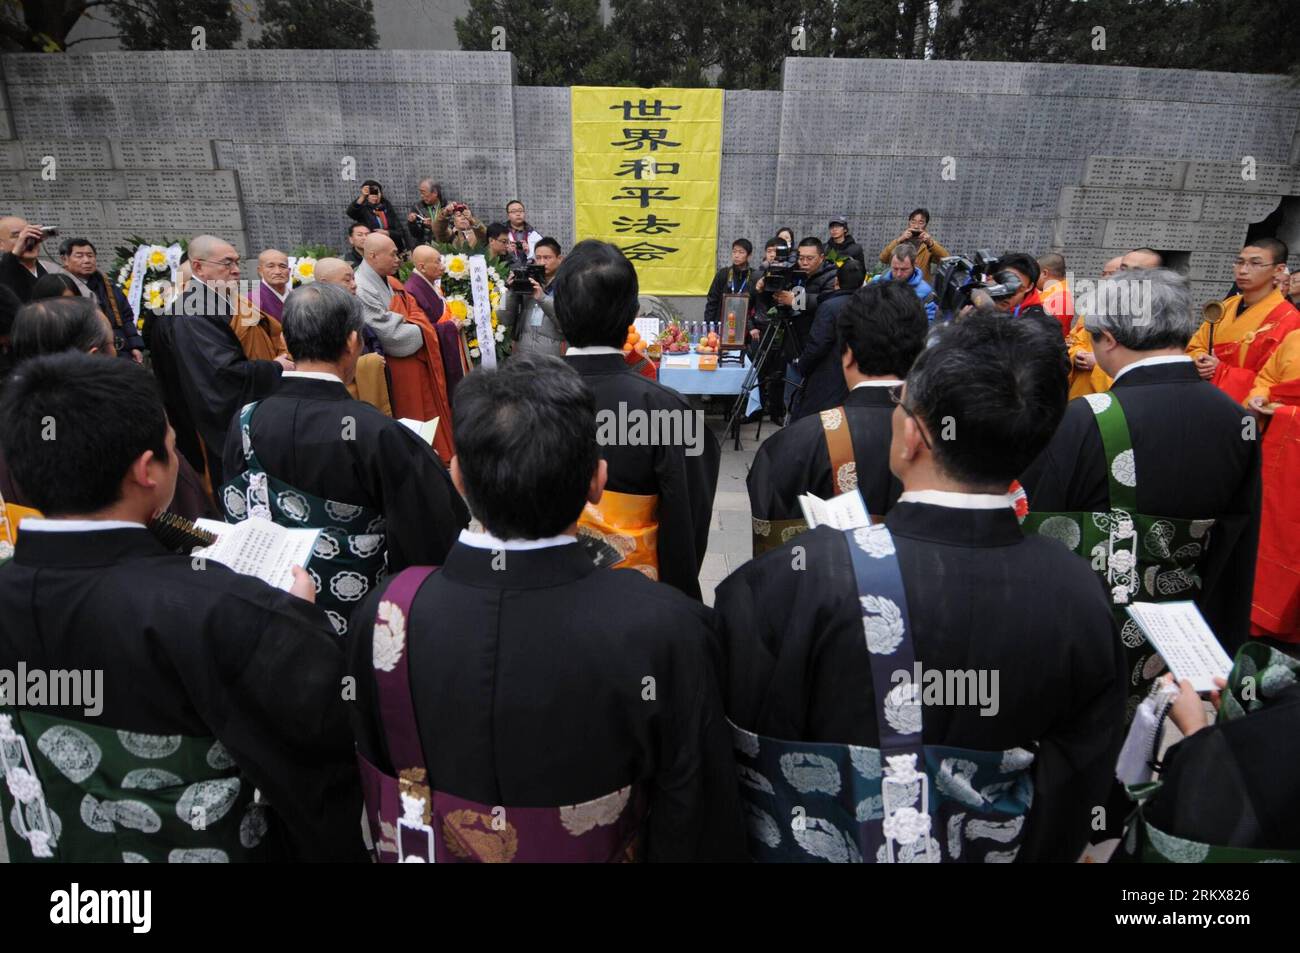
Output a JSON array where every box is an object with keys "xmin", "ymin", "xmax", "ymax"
[
  {"xmin": 798, "ymin": 490, "xmax": 871, "ymax": 531},
  {"xmin": 193, "ymin": 517, "xmax": 320, "ymax": 592},
  {"xmin": 398, "ymin": 416, "xmax": 440, "ymax": 446},
  {"xmin": 1125, "ymin": 601, "xmax": 1234, "ymax": 693}
]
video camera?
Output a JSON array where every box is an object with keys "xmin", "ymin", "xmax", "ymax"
[
  {"xmin": 508, "ymin": 262, "xmax": 547, "ymax": 294},
  {"xmin": 763, "ymin": 243, "xmax": 801, "ymax": 294},
  {"xmin": 930, "ymin": 250, "xmax": 1022, "ymax": 320}
]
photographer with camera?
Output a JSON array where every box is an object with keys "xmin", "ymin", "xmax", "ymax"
[
  {"xmin": 405, "ymin": 179, "xmax": 449, "ymax": 247},
  {"xmin": 433, "ymin": 201, "xmax": 487, "ymax": 251},
  {"xmin": 346, "ymin": 180, "xmax": 406, "ymax": 253},
  {"xmin": 0, "ymin": 216, "xmax": 53, "ymax": 302},
  {"xmin": 503, "ymin": 237, "xmax": 564, "ymax": 358},
  {"xmin": 992, "ymin": 252, "xmax": 1063, "ymax": 339},
  {"xmin": 750, "ymin": 236, "xmax": 837, "ymax": 422},
  {"xmin": 879, "ymin": 208, "xmax": 948, "ymax": 284}
]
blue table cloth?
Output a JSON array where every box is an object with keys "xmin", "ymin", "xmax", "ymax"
[{"xmin": 658, "ymin": 352, "xmax": 762, "ymax": 416}]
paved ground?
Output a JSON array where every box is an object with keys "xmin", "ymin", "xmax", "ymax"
[{"xmin": 700, "ymin": 409, "xmax": 778, "ymax": 606}]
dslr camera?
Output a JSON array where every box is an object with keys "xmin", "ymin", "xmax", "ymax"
[{"xmin": 930, "ymin": 249, "xmax": 1021, "ymax": 320}]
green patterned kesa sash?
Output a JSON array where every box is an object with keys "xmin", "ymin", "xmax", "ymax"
[
  {"xmin": 0, "ymin": 709, "xmax": 270, "ymax": 863},
  {"xmin": 220, "ymin": 402, "xmax": 387, "ymax": 637},
  {"xmin": 1022, "ymin": 392, "xmax": 1216, "ymax": 721},
  {"xmin": 1122, "ymin": 643, "xmax": 1300, "ymax": 863},
  {"xmin": 730, "ymin": 525, "xmax": 1036, "ymax": 863}
]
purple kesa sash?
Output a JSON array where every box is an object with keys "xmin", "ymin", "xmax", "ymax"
[{"xmin": 357, "ymin": 566, "xmax": 647, "ymax": 862}]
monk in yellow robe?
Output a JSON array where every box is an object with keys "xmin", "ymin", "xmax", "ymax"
[
  {"xmin": 1246, "ymin": 327, "xmax": 1300, "ymax": 411},
  {"xmin": 1065, "ymin": 316, "xmax": 1113, "ymax": 398},
  {"xmin": 1188, "ymin": 239, "xmax": 1300, "ymax": 403}
]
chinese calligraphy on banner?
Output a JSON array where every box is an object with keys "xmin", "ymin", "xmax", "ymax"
[{"xmin": 571, "ymin": 86, "xmax": 723, "ymax": 295}]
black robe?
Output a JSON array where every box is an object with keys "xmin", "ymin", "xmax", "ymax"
[
  {"xmin": 0, "ymin": 253, "xmax": 46, "ymax": 302},
  {"xmin": 164, "ymin": 282, "xmax": 282, "ymax": 485},
  {"xmin": 712, "ymin": 503, "xmax": 1127, "ymax": 862},
  {"xmin": 1141, "ymin": 684, "xmax": 1300, "ymax": 851},
  {"xmin": 749, "ymin": 384, "xmax": 901, "ymax": 522},
  {"xmin": 347, "ymin": 540, "xmax": 748, "ymax": 861},
  {"xmin": 143, "ymin": 309, "xmax": 206, "ymax": 476},
  {"xmin": 1020, "ymin": 360, "xmax": 1261, "ymax": 653},
  {"xmin": 0, "ymin": 525, "xmax": 365, "ymax": 861},
  {"xmin": 221, "ymin": 375, "xmax": 469, "ymax": 572},
  {"xmin": 566, "ymin": 352, "xmax": 720, "ymax": 600}
]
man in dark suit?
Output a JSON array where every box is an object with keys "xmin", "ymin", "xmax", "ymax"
[
  {"xmin": 155, "ymin": 234, "xmax": 288, "ymax": 484},
  {"xmin": 348, "ymin": 353, "xmax": 747, "ymax": 862},
  {"xmin": 790, "ymin": 258, "xmax": 863, "ymax": 420}
]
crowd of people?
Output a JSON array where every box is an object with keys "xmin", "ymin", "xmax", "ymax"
[{"xmin": 0, "ymin": 181, "xmax": 1297, "ymax": 864}]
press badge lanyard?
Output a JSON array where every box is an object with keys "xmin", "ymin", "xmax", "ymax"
[{"xmin": 728, "ymin": 269, "xmax": 748, "ymax": 295}]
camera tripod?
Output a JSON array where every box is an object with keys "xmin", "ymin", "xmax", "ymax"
[{"xmin": 725, "ymin": 310, "xmax": 804, "ymax": 451}]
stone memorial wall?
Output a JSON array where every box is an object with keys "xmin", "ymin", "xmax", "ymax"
[{"xmin": 1, "ymin": 50, "xmax": 1298, "ymax": 309}]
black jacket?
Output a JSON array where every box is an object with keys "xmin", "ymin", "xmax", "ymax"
[
  {"xmin": 83, "ymin": 270, "xmax": 146, "ymax": 355},
  {"xmin": 792, "ymin": 287, "xmax": 852, "ymax": 418},
  {"xmin": 346, "ymin": 199, "xmax": 406, "ymax": 252},
  {"xmin": 827, "ymin": 235, "xmax": 866, "ymax": 267},
  {"xmin": 405, "ymin": 199, "xmax": 442, "ymax": 246}
]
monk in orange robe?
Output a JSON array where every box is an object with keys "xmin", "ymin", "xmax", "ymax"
[
  {"xmin": 230, "ymin": 296, "xmax": 288, "ymax": 362},
  {"xmin": 354, "ymin": 233, "xmax": 455, "ymax": 463},
  {"xmin": 383, "ymin": 281, "xmax": 455, "ymax": 463},
  {"xmin": 1188, "ymin": 239, "xmax": 1300, "ymax": 403}
]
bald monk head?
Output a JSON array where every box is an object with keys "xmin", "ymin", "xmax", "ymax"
[
  {"xmin": 1100, "ymin": 255, "xmax": 1123, "ymax": 278},
  {"xmin": 314, "ymin": 257, "xmax": 356, "ymax": 294},
  {"xmin": 257, "ymin": 248, "xmax": 290, "ymax": 293},
  {"xmin": 363, "ymin": 231, "xmax": 399, "ymax": 278},
  {"xmin": 1121, "ymin": 247, "xmax": 1163, "ymax": 271},
  {"xmin": 411, "ymin": 244, "xmax": 444, "ymax": 282},
  {"xmin": 1036, "ymin": 252, "xmax": 1065, "ymax": 289},
  {"xmin": 188, "ymin": 234, "xmax": 241, "ymax": 289}
]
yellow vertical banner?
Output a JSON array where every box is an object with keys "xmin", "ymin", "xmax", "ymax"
[{"xmin": 571, "ymin": 86, "xmax": 723, "ymax": 296}]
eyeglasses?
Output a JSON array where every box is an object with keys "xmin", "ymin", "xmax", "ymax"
[
  {"xmin": 196, "ymin": 257, "xmax": 240, "ymax": 268},
  {"xmin": 1233, "ymin": 258, "xmax": 1277, "ymax": 270},
  {"xmin": 889, "ymin": 384, "xmax": 933, "ymax": 451}
]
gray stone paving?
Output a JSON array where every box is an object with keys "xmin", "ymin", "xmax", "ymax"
[{"xmin": 700, "ymin": 412, "xmax": 777, "ymax": 606}]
